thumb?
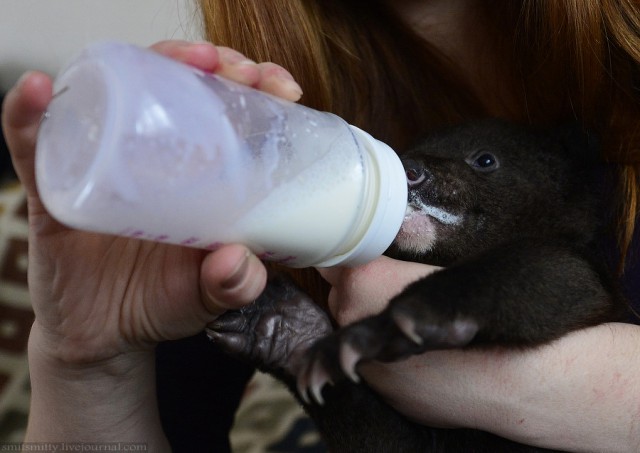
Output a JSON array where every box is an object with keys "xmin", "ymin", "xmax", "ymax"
[
  {"xmin": 200, "ymin": 244, "xmax": 267, "ymax": 317},
  {"xmin": 318, "ymin": 256, "xmax": 441, "ymax": 326},
  {"xmin": 1, "ymin": 71, "xmax": 53, "ymax": 204}
]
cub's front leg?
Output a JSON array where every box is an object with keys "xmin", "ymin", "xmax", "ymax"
[
  {"xmin": 208, "ymin": 273, "xmax": 435, "ymax": 452},
  {"xmin": 298, "ymin": 240, "xmax": 620, "ymax": 400}
]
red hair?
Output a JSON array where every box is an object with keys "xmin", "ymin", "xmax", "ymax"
[{"xmin": 200, "ymin": 0, "xmax": 640, "ymax": 279}]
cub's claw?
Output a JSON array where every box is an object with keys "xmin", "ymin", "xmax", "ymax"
[
  {"xmin": 339, "ymin": 342, "xmax": 362, "ymax": 383},
  {"xmin": 205, "ymin": 328, "xmax": 249, "ymax": 354},
  {"xmin": 298, "ymin": 341, "xmax": 362, "ymax": 405},
  {"xmin": 297, "ymin": 358, "xmax": 334, "ymax": 405},
  {"xmin": 296, "ymin": 331, "xmax": 367, "ymax": 405},
  {"xmin": 391, "ymin": 311, "xmax": 424, "ymax": 345},
  {"xmin": 295, "ymin": 299, "xmax": 480, "ymax": 405},
  {"xmin": 388, "ymin": 290, "xmax": 480, "ymax": 349}
]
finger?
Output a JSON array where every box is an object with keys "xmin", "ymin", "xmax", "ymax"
[
  {"xmin": 318, "ymin": 256, "xmax": 440, "ymax": 326},
  {"xmin": 200, "ymin": 244, "xmax": 267, "ymax": 316},
  {"xmin": 150, "ymin": 40, "xmax": 220, "ymax": 72},
  {"xmin": 215, "ymin": 48, "xmax": 302, "ymax": 101},
  {"xmin": 255, "ymin": 62, "xmax": 303, "ymax": 102},
  {"xmin": 214, "ymin": 46, "xmax": 262, "ymax": 86},
  {"xmin": 1, "ymin": 71, "xmax": 53, "ymax": 196}
]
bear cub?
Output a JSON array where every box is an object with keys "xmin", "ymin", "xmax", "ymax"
[{"xmin": 209, "ymin": 119, "xmax": 625, "ymax": 453}]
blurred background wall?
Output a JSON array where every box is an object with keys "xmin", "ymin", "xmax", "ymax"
[{"xmin": 0, "ymin": 0, "xmax": 202, "ymax": 91}]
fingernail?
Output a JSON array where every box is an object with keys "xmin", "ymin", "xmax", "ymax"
[
  {"xmin": 224, "ymin": 60, "xmax": 259, "ymax": 84},
  {"xmin": 16, "ymin": 71, "xmax": 32, "ymax": 89},
  {"xmin": 205, "ymin": 328, "xmax": 220, "ymax": 342},
  {"xmin": 221, "ymin": 251, "xmax": 251, "ymax": 290},
  {"xmin": 233, "ymin": 59, "xmax": 258, "ymax": 67},
  {"xmin": 280, "ymin": 78, "xmax": 303, "ymax": 98}
]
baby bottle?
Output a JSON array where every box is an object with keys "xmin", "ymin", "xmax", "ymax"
[{"xmin": 35, "ymin": 41, "xmax": 407, "ymax": 268}]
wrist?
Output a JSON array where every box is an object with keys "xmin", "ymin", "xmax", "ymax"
[{"xmin": 26, "ymin": 323, "xmax": 169, "ymax": 449}]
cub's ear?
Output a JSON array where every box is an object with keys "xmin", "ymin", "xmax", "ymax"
[{"xmin": 553, "ymin": 122, "xmax": 601, "ymax": 164}]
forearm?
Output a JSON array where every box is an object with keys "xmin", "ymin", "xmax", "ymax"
[
  {"xmin": 362, "ymin": 322, "xmax": 640, "ymax": 453},
  {"xmin": 26, "ymin": 323, "xmax": 170, "ymax": 451}
]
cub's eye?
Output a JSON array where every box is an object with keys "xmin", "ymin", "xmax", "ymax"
[
  {"xmin": 467, "ymin": 150, "xmax": 499, "ymax": 172},
  {"xmin": 475, "ymin": 153, "xmax": 496, "ymax": 168}
]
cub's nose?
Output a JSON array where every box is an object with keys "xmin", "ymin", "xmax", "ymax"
[{"xmin": 402, "ymin": 158, "xmax": 431, "ymax": 187}]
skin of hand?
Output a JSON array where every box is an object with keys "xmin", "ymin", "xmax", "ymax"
[
  {"xmin": 0, "ymin": 40, "xmax": 302, "ymax": 445},
  {"xmin": 317, "ymin": 256, "xmax": 440, "ymax": 322},
  {"xmin": 320, "ymin": 259, "xmax": 640, "ymax": 452}
]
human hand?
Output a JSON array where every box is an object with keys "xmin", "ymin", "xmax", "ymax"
[
  {"xmin": 1, "ymin": 40, "xmax": 302, "ymax": 366},
  {"xmin": 1, "ymin": 41, "xmax": 307, "ymax": 444},
  {"xmin": 317, "ymin": 255, "xmax": 441, "ymax": 326}
]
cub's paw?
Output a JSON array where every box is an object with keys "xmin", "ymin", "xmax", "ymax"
[
  {"xmin": 207, "ymin": 274, "xmax": 333, "ymax": 376},
  {"xmin": 297, "ymin": 294, "xmax": 478, "ymax": 404}
]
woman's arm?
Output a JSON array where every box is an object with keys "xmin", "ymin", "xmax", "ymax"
[
  {"xmin": 319, "ymin": 258, "xmax": 640, "ymax": 453},
  {"xmin": 363, "ymin": 323, "xmax": 640, "ymax": 452},
  {"xmin": 26, "ymin": 326, "xmax": 169, "ymax": 449}
]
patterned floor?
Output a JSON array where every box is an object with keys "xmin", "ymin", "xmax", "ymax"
[
  {"xmin": 230, "ymin": 372, "xmax": 326, "ymax": 453},
  {"xmin": 0, "ymin": 183, "xmax": 32, "ymax": 443},
  {"xmin": 0, "ymin": 184, "xmax": 326, "ymax": 452}
]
